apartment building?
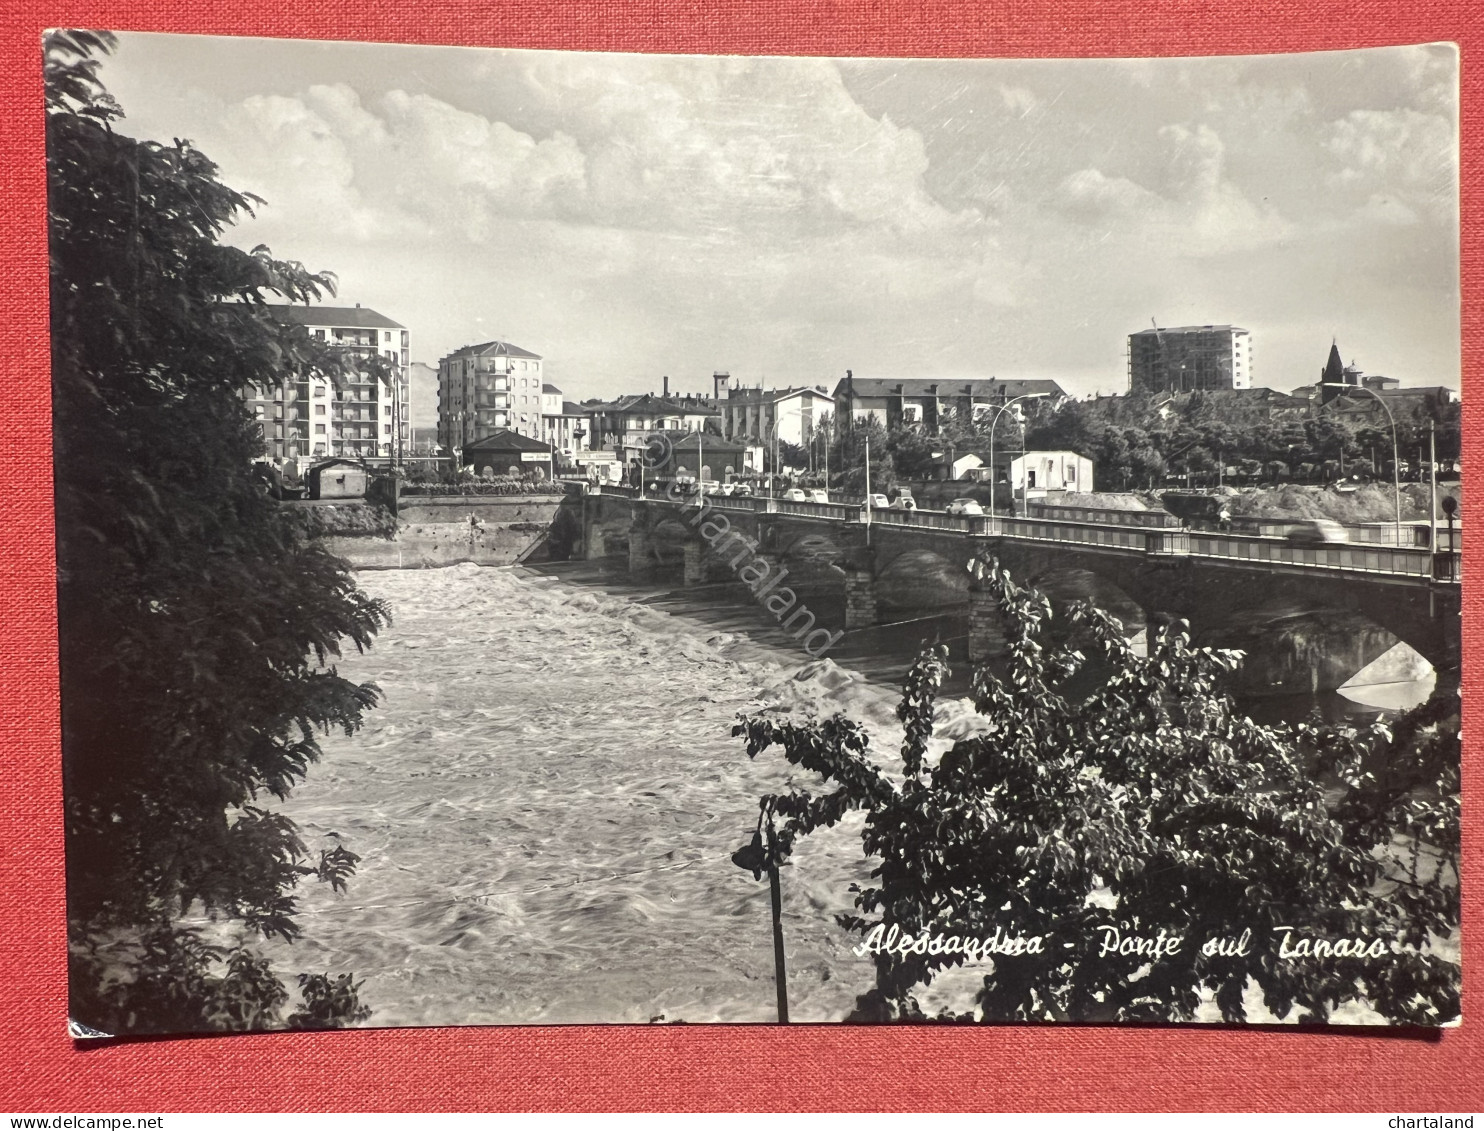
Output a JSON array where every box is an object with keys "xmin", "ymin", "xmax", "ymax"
[
  {"xmin": 437, "ymin": 340, "xmax": 544, "ymax": 451},
  {"xmin": 250, "ymin": 303, "xmax": 411, "ymax": 461},
  {"xmin": 1128, "ymin": 324, "xmax": 1252, "ymax": 393},
  {"xmin": 542, "ymin": 389, "xmax": 592, "ymax": 459}
]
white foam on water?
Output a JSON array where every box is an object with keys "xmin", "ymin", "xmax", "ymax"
[{"xmin": 264, "ymin": 564, "xmax": 895, "ymax": 1026}]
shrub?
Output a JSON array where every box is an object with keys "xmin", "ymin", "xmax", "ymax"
[{"xmin": 736, "ymin": 556, "xmax": 1459, "ymax": 1024}]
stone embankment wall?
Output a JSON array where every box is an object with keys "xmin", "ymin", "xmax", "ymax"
[{"xmin": 324, "ymin": 495, "xmax": 575, "ymax": 569}]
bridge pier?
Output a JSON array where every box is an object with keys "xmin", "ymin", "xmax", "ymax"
[
  {"xmin": 968, "ymin": 581, "xmax": 1009, "ymax": 663},
  {"xmin": 584, "ymin": 524, "xmax": 607, "ymax": 561},
  {"xmin": 843, "ymin": 555, "xmax": 878, "ymax": 630},
  {"xmin": 682, "ymin": 539, "xmax": 705, "ymax": 586},
  {"xmin": 628, "ymin": 521, "xmax": 653, "ymax": 577}
]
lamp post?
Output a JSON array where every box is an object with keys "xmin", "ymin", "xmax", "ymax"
[
  {"xmin": 1429, "ymin": 422, "xmax": 1438, "ymax": 553},
  {"xmin": 986, "ymin": 394, "xmax": 1039, "ymax": 515},
  {"xmin": 1322, "ymin": 382, "xmax": 1401, "ymax": 544},
  {"xmin": 1441, "ymin": 494, "xmax": 1458, "ymax": 580}
]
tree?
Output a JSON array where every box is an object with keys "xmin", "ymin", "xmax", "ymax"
[
  {"xmin": 48, "ymin": 31, "xmax": 389, "ymax": 1034},
  {"xmin": 775, "ymin": 439, "xmax": 809, "ymax": 471},
  {"xmin": 837, "ymin": 453, "xmax": 898, "ymax": 496},
  {"xmin": 1129, "ymin": 445, "xmax": 1166, "ymax": 489},
  {"xmin": 735, "ymin": 556, "xmax": 1459, "ymax": 1025},
  {"xmin": 885, "ymin": 428, "xmax": 938, "ymax": 480},
  {"xmin": 1180, "ymin": 445, "xmax": 1218, "ymax": 483}
]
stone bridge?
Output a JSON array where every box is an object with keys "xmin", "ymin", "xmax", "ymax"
[{"xmin": 571, "ymin": 489, "xmax": 1462, "ymax": 694}]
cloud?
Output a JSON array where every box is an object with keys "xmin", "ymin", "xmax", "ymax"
[
  {"xmin": 1054, "ymin": 168, "xmax": 1158, "ymax": 220},
  {"xmin": 519, "ymin": 54, "xmax": 980, "ymax": 242},
  {"xmin": 1157, "ymin": 123, "xmax": 1225, "ymax": 203},
  {"xmin": 1353, "ymin": 194, "xmax": 1421, "ymax": 227},
  {"xmin": 1050, "ymin": 124, "xmax": 1289, "ymax": 257},
  {"xmin": 102, "ymin": 35, "xmax": 1456, "ymax": 397},
  {"xmin": 1325, "ymin": 108, "xmax": 1455, "ymax": 221},
  {"xmin": 225, "ymin": 83, "xmax": 587, "ymax": 241}
]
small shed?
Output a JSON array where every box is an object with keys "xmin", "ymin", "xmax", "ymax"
[{"xmin": 307, "ymin": 458, "xmax": 369, "ymax": 500}]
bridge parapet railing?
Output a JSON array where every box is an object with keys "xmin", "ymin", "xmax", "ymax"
[
  {"xmin": 872, "ymin": 509, "xmax": 978, "ymax": 533},
  {"xmin": 1027, "ymin": 503, "xmax": 1183, "ymax": 530},
  {"xmin": 1185, "ymin": 532, "xmax": 1436, "ymax": 577},
  {"xmin": 1344, "ymin": 522, "xmax": 1437, "ymax": 547},
  {"xmin": 699, "ymin": 494, "xmax": 765, "ymax": 514},
  {"xmin": 1434, "ymin": 550, "xmax": 1462, "ymax": 582},
  {"xmin": 632, "ymin": 494, "xmax": 1450, "ymax": 580},
  {"xmin": 632, "ymin": 491, "xmax": 756, "ymax": 513},
  {"xmin": 775, "ymin": 499, "xmax": 860, "ymax": 521},
  {"xmin": 995, "ymin": 515, "xmax": 1151, "ymax": 552}
]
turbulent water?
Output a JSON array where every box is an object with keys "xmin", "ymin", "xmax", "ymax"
[
  {"xmin": 264, "ymin": 564, "xmax": 922, "ymax": 1027},
  {"xmin": 262, "ymin": 562, "xmax": 1443, "ymax": 1029}
]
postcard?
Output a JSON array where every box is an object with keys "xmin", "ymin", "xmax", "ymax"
[{"xmin": 47, "ymin": 29, "xmax": 1461, "ymax": 1035}]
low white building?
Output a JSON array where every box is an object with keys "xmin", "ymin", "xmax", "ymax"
[
  {"xmin": 1008, "ymin": 451, "xmax": 1093, "ymax": 496},
  {"xmin": 946, "ymin": 452, "xmax": 987, "ymax": 480}
]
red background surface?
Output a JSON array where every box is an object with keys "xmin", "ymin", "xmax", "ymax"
[{"xmin": 1, "ymin": 0, "xmax": 1481, "ymax": 1113}]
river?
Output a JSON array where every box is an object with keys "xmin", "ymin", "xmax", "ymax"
[
  {"xmin": 264, "ymin": 560, "xmax": 1436, "ymax": 1028},
  {"xmin": 266, "ymin": 562, "xmax": 896, "ymax": 1027}
]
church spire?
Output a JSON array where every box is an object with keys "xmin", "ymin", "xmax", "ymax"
[{"xmin": 1323, "ymin": 340, "xmax": 1345, "ymax": 386}]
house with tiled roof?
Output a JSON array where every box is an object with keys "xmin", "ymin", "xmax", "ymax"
[
  {"xmin": 716, "ymin": 376, "xmax": 833, "ymax": 448},
  {"xmin": 585, "ymin": 389, "xmax": 721, "ymax": 464},
  {"xmin": 831, "ymin": 372, "xmax": 1067, "ymax": 433}
]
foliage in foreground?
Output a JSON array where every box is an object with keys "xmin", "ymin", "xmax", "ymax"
[
  {"xmin": 49, "ymin": 30, "xmax": 388, "ymax": 1033},
  {"xmin": 736, "ymin": 556, "xmax": 1459, "ymax": 1025}
]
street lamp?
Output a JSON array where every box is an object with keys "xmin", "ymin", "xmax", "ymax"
[
  {"xmin": 1322, "ymin": 382, "xmax": 1401, "ymax": 544},
  {"xmin": 986, "ymin": 394, "xmax": 1040, "ymax": 515}
]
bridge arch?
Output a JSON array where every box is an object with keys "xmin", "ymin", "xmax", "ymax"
[
  {"xmin": 597, "ymin": 498, "xmax": 1459, "ymax": 691},
  {"xmin": 1017, "ymin": 565, "xmax": 1147, "ymax": 642},
  {"xmin": 874, "ymin": 547, "xmax": 971, "ymax": 617},
  {"xmin": 1178, "ymin": 593, "xmax": 1431, "ymax": 699}
]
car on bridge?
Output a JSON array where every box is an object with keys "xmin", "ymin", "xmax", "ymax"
[
  {"xmin": 1285, "ymin": 518, "xmax": 1349, "ymax": 544},
  {"xmin": 946, "ymin": 498, "xmax": 985, "ymax": 516},
  {"xmin": 782, "ymin": 488, "xmax": 810, "ymax": 502},
  {"xmin": 862, "ymin": 493, "xmax": 890, "ymax": 511},
  {"xmin": 888, "ymin": 494, "xmax": 917, "ymax": 511},
  {"xmin": 806, "ymin": 489, "xmax": 830, "ymax": 503}
]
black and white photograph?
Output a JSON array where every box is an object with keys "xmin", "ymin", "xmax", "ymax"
[{"xmin": 47, "ymin": 29, "xmax": 1462, "ymax": 1036}]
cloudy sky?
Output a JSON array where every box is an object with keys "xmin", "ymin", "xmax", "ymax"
[{"xmin": 96, "ymin": 34, "xmax": 1459, "ymax": 402}]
